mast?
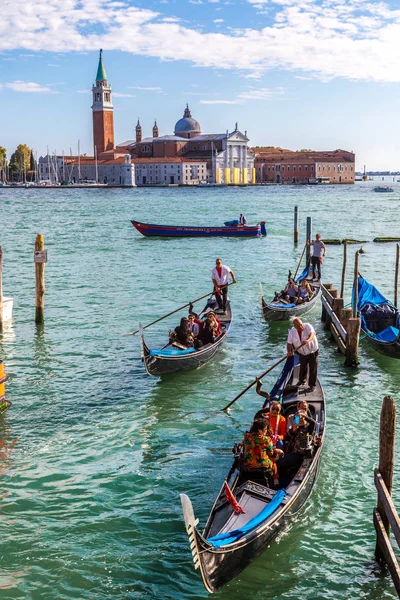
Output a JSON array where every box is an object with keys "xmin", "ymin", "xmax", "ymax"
[
  {"xmin": 47, "ymin": 146, "xmax": 50, "ymax": 183},
  {"xmin": 78, "ymin": 139, "xmax": 81, "ymax": 183}
]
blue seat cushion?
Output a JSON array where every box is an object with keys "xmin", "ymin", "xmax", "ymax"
[{"xmin": 149, "ymin": 347, "xmax": 195, "ymax": 357}]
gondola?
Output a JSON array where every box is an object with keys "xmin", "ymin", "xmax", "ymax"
[
  {"xmin": 180, "ymin": 355, "xmax": 325, "ymax": 593},
  {"xmin": 260, "ymin": 266, "xmax": 321, "ymax": 321},
  {"xmin": 131, "ymin": 218, "xmax": 266, "ymax": 238},
  {"xmin": 355, "ymin": 276, "xmax": 400, "ymax": 358},
  {"xmin": 140, "ymin": 296, "xmax": 232, "ymax": 376}
]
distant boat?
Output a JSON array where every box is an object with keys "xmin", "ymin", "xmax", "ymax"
[
  {"xmin": 374, "ymin": 186, "xmax": 393, "ymax": 193},
  {"xmin": 131, "ymin": 219, "xmax": 267, "ymax": 237}
]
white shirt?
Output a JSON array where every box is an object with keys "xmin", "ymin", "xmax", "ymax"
[
  {"xmin": 212, "ymin": 265, "xmax": 231, "ymax": 286},
  {"xmin": 287, "ymin": 323, "xmax": 318, "ymax": 355},
  {"xmin": 189, "ymin": 322, "xmax": 199, "ymax": 337}
]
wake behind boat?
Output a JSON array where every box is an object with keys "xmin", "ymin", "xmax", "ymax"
[
  {"xmin": 180, "ymin": 355, "xmax": 325, "ymax": 593},
  {"xmin": 355, "ymin": 276, "xmax": 400, "ymax": 358},
  {"xmin": 140, "ymin": 296, "xmax": 232, "ymax": 376},
  {"xmin": 131, "ymin": 218, "xmax": 266, "ymax": 238}
]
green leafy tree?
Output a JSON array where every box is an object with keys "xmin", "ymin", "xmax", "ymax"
[
  {"xmin": 0, "ymin": 147, "xmax": 6, "ymax": 163},
  {"xmin": 10, "ymin": 144, "xmax": 31, "ymax": 181},
  {"xmin": 0, "ymin": 147, "xmax": 6, "ymax": 182}
]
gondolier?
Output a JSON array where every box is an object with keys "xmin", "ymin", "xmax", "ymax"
[
  {"xmin": 307, "ymin": 233, "xmax": 326, "ymax": 281},
  {"xmin": 212, "ymin": 258, "xmax": 236, "ymax": 314},
  {"xmin": 287, "ymin": 318, "xmax": 318, "ymax": 392}
]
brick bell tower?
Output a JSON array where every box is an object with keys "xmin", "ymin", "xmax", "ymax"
[{"xmin": 92, "ymin": 49, "xmax": 114, "ymax": 155}]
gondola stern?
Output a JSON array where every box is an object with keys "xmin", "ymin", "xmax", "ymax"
[{"xmin": 259, "ymin": 283, "xmax": 264, "ymax": 308}]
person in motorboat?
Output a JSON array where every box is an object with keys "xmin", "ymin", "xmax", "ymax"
[
  {"xmin": 296, "ymin": 279, "xmax": 313, "ymax": 304},
  {"xmin": 170, "ymin": 317, "xmax": 194, "ymax": 348},
  {"xmin": 307, "ymin": 233, "xmax": 326, "ymax": 281},
  {"xmin": 211, "ymin": 258, "xmax": 236, "ymax": 315},
  {"xmin": 240, "ymin": 417, "xmax": 282, "ymax": 487},
  {"xmin": 195, "ymin": 318, "xmax": 215, "ymax": 348},
  {"xmin": 239, "ymin": 213, "xmax": 247, "ymax": 225},
  {"xmin": 287, "ymin": 318, "xmax": 319, "ymax": 393}
]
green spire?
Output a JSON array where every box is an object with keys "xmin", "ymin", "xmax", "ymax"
[{"xmin": 96, "ymin": 49, "xmax": 108, "ymax": 82}]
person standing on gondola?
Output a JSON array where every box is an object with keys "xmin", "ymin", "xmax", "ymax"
[
  {"xmin": 307, "ymin": 233, "xmax": 326, "ymax": 281},
  {"xmin": 212, "ymin": 258, "xmax": 236, "ymax": 315},
  {"xmin": 287, "ymin": 318, "xmax": 319, "ymax": 393}
]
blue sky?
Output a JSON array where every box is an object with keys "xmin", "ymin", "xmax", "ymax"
[{"xmin": 1, "ymin": 0, "xmax": 400, "ymax": 169}]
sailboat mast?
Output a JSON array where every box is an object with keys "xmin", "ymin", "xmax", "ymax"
[{"xmin": 78, "ymin": 139, "xmax": 81, "ymax": 182}]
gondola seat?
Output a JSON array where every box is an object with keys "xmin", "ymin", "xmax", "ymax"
[{"xmin": 149, "ymin": 347, "xmax": 196, "ymax": 357}]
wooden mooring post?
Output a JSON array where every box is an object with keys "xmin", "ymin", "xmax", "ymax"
[
  {"xmin": 340, "ymin": 240, "xmax": 347, "ymax": 299},
  {"xmin": 294, "ymin": 206, "xmax": 299, "ymax": 245},
  {"xmin": 395, "ymin": 244, "xmax": 400, "ymax": 308},
  {"xmin": 373, "ymin": 396, "xmax": 400, "ymax": 596},
  {"xmin": 34, "ymin": 234, "xmax": 47, "ymax": 325},
  {"xmin": 306, "ymin": 217, "xmax": 312, "ymax": 264}
]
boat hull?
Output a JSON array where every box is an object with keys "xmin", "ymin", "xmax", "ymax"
[
  {"xmin": 131, "ymin": 219, "xmax": 262, "ymax": 238},
  {"xmin": 361, "ymin": 328, "xmax": 400, "ymax": 358}
]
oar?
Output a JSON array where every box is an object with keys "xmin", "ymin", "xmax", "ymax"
[
  {"xmin": 122, "ymin": 282, "xmax": 236, "ymax": 337},
  {"xmin": 221, "ymin": 342, "xmax": 306, "ymax": 412},
  {"xmin": 293, "ymin": 242, "xmax": 307, "ymax": 281}
]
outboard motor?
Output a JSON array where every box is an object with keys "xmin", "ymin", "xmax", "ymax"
[{"xmin": 260, "ymin": 221, "xmax": 267, "ymax": 236}]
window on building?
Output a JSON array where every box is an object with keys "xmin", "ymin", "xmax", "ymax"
[
  {"xmin": 305, "ymin": 166, "xmax": 308, "ymax": 171},
  {"xmin": 142, "ymin": 145, "xmax": 150, "ymax": 152},
  {"xmin": 268, "ymin": 166, "xmax": 270, "ymax": 171},
  {"xmin": 293, "ymin": 166, "xmax": 296, "ymax": 172},
  {"xmin": 299, "ymin": 166, "xmax": 302, "ymax": 171},
  {"xmin": 318, "ymin": 166, "xmax": 321, "ymax": 171}
]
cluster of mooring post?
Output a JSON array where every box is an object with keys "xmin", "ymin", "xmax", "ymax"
[
  {"xmin": 320, "ymin": 242, "xmax": 361, "ymax": 367},
  {"xmin": 373, "ymin": 396, "xmax": 400, "ymax": 596}
]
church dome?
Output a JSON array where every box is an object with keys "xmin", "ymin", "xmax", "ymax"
[{"xmin": 174, "ymin": 105, "xmax": 201, "ymax": 138}]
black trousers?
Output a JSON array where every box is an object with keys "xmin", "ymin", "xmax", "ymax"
[
  {"xmin": 311, "ymin": 256, "xmax": 321, "ymax": 279},
  {"xmin": 215, "ymin": 286, "xmax": 228, "ymax": 310},
  {"xmin": 299, "ymin": 351, "xmax": 318, "ymax": 388}
]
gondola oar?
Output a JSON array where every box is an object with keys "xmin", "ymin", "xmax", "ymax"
[
  {"xmin": 293, "ymin": 242, "xmax": 307, "ymax": 281},
  {"xmin": 221, "ymin": 342, "xmax": 306, "ymax": 412},
  {"xmin": 122, "ymin": 282, "xmax": 236, "ymax": 337}
]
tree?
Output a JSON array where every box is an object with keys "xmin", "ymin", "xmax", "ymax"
[
  {"xmin": 0, "ymin": 147, "xmax": 6, "ymax": 163},
  {"xmin": 9, "ymin": 144, "xmax": 31, "ymax": 181},
  {"xmin": 0, "ymin": 147, "xmax": 6, "ymax": 182}
]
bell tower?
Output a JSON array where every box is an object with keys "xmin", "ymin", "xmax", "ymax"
[{"xmin": 92, "ymin": 49, "xmax": 114, "ymax": 155}]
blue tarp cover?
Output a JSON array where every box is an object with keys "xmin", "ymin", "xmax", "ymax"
[
  {"xmin": 361, "ymin": 317, "xmax": 399, "ymax": 343},
  {"xmin": 206, "ymin": 488, "xmax": 286, "ymax": 548},
  {"xmin": 269, "ymin": 355, "xmax": 299, "ymax": 401},
  {"xmin": 296, "ymin": 265, "xmax": 310, "ymax": 284},
  {"xmin": 149, "ymin": 347, "xmax": 195, "ymax": 357},
  {"xmin": 357, "ymin": 277, "xmax": 389, "ymax": 310},
  {"xmin": 269, "ymin": 303, "xmax": 296, "ymax": 309}
]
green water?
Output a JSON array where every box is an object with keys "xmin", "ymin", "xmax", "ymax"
[{"xmin": 1, "ymin": 182, "xmax": 400, "ymax": 599}]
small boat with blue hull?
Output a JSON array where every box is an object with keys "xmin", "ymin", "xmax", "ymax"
[
  {"xmin": 374, "ymin": 186, "xmax": 393, "ymax": 192},
  {"xmin": 260, "ymin": 266, "xmax": 321, "ymax": 321},
  {"xmin": 180, "ymin": 356, "xmax": 325, "ymax": 593},
  {"xmin": 355, "ymin": 276, "xmax": 400, "ymax": 358},
  {"xmin": 140, "ymin": 297, "xmax": 232, "ymax": 376},
  {"xmin": 131, "ymin": 218, "xmax": 266, "ymax": 238}
]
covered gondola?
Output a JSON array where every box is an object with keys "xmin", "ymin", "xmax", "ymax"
[
  {"xmin": 260, "ymin": 266, "xmax": 321, "ymax": 321},
  {"xmin": 140, "ymin": 296, "xmax": 232, "ymax": 376},
  {"xmin": 355, "ymin": 276, "xmax": 400, "ymax": 358},
  {"xmin": 180, "ymin": 356, "xmax": 325, "ymax": 593}
]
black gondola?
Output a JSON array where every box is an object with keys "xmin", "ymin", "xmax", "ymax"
[
  {"xmin": 180, "ymin": 356, "xmax": 325, "ymax": 593},
  {"xmin": 355, "ymin": 276, "xmax": 400, "ymax": 358},
  {"xmin": 140, "ymin": 297, "xmax": 232, "ymax": 376},
  {"xmin": 260, "ymin": 266, "xmax": 321, "ymax": 321}
]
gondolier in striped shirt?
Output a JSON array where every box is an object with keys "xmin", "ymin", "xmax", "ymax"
[
  {"xmin": 211, "ymin": 258, "xmax": 236, "ymax": 314},
  {"xmin": 287, "ymin": 318, "xmax": 319, "ymax": 392}
]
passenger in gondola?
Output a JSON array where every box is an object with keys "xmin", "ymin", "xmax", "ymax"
[
  {"xmin": 195, "ymin": 318, "xmax": 215, "ymax": 348},
  {"xmin": 207, "ymin": 311, "xmax": 222, "ymax": 336},
  {"xmin": 240, "ymin": 417, "xmax": 282, "ymax": 487},
  {"xmin": 253, "ymin": 393, "xmax": 287, "ymax": 449},
  {"xmin": 170, "ymin": 317, "xmax": 194, "ymax": 348},
  {"xmin": 296, "ymin": 279, "xmax": 313, "ymax": 304},
  {"xmin": 276, "ymin": 402, "xmax": 316, "ymax": 483},
  {"xmin": 188, "ymin": 313, "xmax": 200, "ymax": 337},
  {"xmin": 283, "ymin": 278, "xmax": 298, "ymax": 303}
]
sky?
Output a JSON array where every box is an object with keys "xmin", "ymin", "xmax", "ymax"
[{"xmin": 1, "ymin": 0, "xmax": 400, "ymax": 170}]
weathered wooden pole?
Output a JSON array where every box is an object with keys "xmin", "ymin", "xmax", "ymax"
[
  {"xmin": 340, "ymin": 240, "xmax": 347, "ymax": 299},
  {"xmin": 34, "ymin": 234, "xmax": 46, "ymax": 324},
  {"xmin": 294, "ymin": 206, "xmax": 299, "ymax": 245},
  {"xmin": 395, "ymin": 244, "xmax": 400, "ymax": 308},
  {"xmin": 375, "ymin": 395, "xmax": 396, "ymax": 559},
  {"xmin": 340, "ymin": 307, "xmax": 352, "ymax": 332},
  {"xmin": 352, "ymin": 251, "xmax": 359, "ymax": 318},
  {"xmin": 344, "ymin": 317, "xmax": 360, "ymax": 367},
  {"xmin": 306, "ymin": 217, "xmax": 312, "ymax": 264},
  {"xmin": 0, "ymin": 246, "xmax": 3, "ymax": 333},
  {"xmin": 321, "ymin": 283, "xmax": 333, "ymax": 323},
  {"xmin": 324, "ymin": 288, "xmax": 337, "ymax": 331}
]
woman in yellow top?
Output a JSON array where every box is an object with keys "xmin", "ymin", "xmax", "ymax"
[{"xmin": 241, "ymin": 417, "xmax": 282, "ymax": 485}]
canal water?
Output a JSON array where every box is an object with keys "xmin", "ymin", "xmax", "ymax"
[{"xmin": 1, "ymin": 182, "xmax": 400, "ymax": 599}]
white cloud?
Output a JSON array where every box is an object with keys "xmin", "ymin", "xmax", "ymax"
[
  {"xmin": 129, "ymin": 86, "xmax": 164, "ymax": 91},
  {"xmin": 201, "ymin": 99, "xmax": 242, "ymax": 104},
  {"xmin": 2, "ymin": 0, "xmax": 400, "ymax": 82},
  {"xmin": 113, "ymin": 92, "xmax": 135, "ymax": 97},
  {"xmin": 238, "ymin": 87, "xmax": 284, "ymax": 99},
  {"xmin": 2, "ymin": 81, "xmax": 57, "ymax": 93},
  {"xmin": 213, "ymin": 18, "xmax": 224, "ymax": 22}
]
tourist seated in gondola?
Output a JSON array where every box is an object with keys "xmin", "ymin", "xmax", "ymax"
[
  {"xmin": 282, "ymin": 278, "xmax": 298, "ymax": 304},
  {"xmin": 195, "ymin": 318, "xmax": 215, "ymax": 348},
  {"xmin": 276, "ymin": 402, "xmax": 316, "ymax": 483},
  {"xmin": 188, "ymin": 313, "xmax": 200, "ymax": 337},
  {"xmin": 207, "ymin": 311, "xmax": 222, "ymax": 336},
  {"xmin": 170, "ymin": 317, "xmax": 194, "ymax": 348},
  {"xmin": 239, "ymin": 417, "xmax": 282, "ymax": 487},
  {"xmin": 296, "ymin": 279, "xmax": 313, "ymax": 304},
  {"xmin": 253, "ymin": 395, "xmax": 287, "ymax": 449}
]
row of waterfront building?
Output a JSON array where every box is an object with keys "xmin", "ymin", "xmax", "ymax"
[{"xmin": 38, "ymin": 50, "xmax": 355, "ymax": 187}]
